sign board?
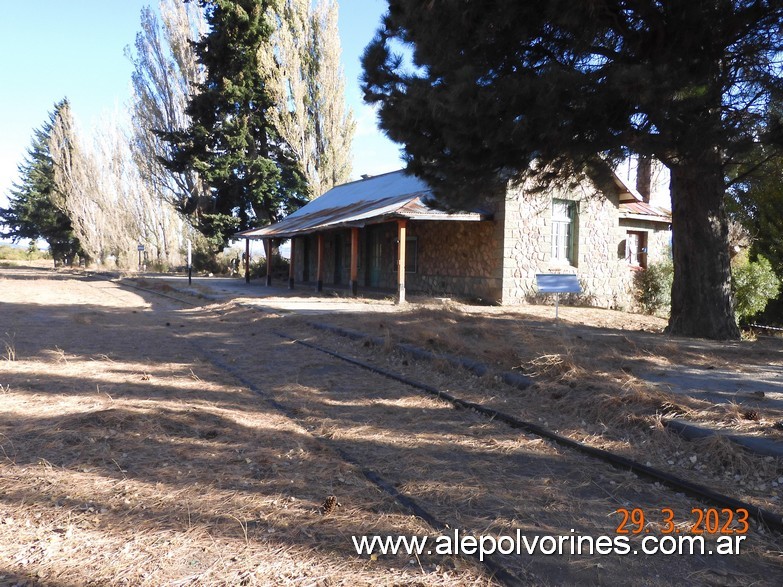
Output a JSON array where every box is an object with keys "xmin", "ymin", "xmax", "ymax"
[
  {"xmin": 535, "ymin": 273, "xmax": 581, "ymax": 294},
  {"xmin": 137, "ymin": 244, "xmax": 145, "ymax": 251},
  {"xmin": 535, "ymin": 273, "xmax": 581, "ymax": 320}
]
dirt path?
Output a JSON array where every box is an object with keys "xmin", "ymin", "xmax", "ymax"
[{"xmin": 1, "ymin": 267, "xmax": 782, "ymax": 586}]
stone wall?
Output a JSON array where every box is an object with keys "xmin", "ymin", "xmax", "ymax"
[
  {"xmin": 288, "ymin": 191, "xmax": 671, "ymax": 308},
  {"xmin": 406, "ymin": 220, "xmax": 502, "ymax": 302},
  {"xmin": 290, "ymin": 219, "xmax": 502, "ymax": 301},
  {"xmin": 499, "ymin": 181, "xmax": 670, "ymax": 309},
  {"xmin": 618, "ymin": 219, "xmax": 671, "ymax": 266}
]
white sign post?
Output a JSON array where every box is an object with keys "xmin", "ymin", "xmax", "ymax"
[
  {"xmin": 137, "ymin": 243, "xmax": 144, "ymax": 272},
  {"xmin": 187, "ymin": 239, "xmax": 192, "ymax": 285},
  {"xmin": 535, "ymin": 274, "xmax": 582, "ymax": 321}
]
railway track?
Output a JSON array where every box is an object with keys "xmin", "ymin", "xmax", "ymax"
[{"xmin": 104, "ymin": 275, "xmax": 783, "ymax": 584}]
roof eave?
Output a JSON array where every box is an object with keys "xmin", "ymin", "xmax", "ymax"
[
  {"xmin": 620, "ymin": 212, "xmax": 672, "ymax": 224},
  {"xmin": 237, "ymin": 211, "xmax": 491, "ymax": 239},
  {"xmin": 398, "ymin": 211, "xmax": 491, "ymax": 222}
]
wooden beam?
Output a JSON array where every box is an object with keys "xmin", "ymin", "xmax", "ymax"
[
  {"xmin": 264, "ymin": 239, "xmax": 272, "ymax": 286},
  {"xmin": 244, "ymin": 238, "xmax": 250, "ymax": 284},
  {"xmin": 288, "ymin": 238, "xmax": 295, "ymax": 290},
  {"xmin": 316, "ymin": 233, "xmax": 324, "ymax": 292},
  {"xmin": 349, "ymin": 227, "xmax": 359, "ymax": 296},
  {"xmin": 397, "ymin": 219, "xmax": 407, "ymax": 304}
]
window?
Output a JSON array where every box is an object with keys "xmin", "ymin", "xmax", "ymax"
[
  {"xmin": 551, "ymin": 199, "xmax": 576, "ymax": 264},
  {"xmin": 392, "ymin": 235, "xmax": 418, "ymax": 273},
  {"xmin": 626, "ymin": 231, "xmax": 648, "ymax": 268},
  {"xmin": 405, "ymin": 236, "xmax": 418, "ymax": 273}
]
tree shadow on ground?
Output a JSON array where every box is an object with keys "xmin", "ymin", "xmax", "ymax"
[{"xmin": 1, "ymin": 272, "xmax": 781, "ymax": 586}]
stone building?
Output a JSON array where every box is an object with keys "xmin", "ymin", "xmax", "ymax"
[{"xmin": 238, "ymin": 169, "xmax": 671, "ymax": 309}]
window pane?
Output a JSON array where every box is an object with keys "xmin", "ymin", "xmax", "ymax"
[
  {"xmin": 552, "ymin": 221, "xmax": 570, "ymax": 261},
  {"xmin": 552, "ymin": 199, "xmax": 576, "ymax": 264},
  {"xmin": 627, "ymin": 232, "xmax": 639, "ymax": 265},
  {"xmin": 552, "ymin": 200, "xmax": 572, "ymax": 222},
  {"xmin": 405, "ymin": 236, "xmax": 417, "ymax": 273}
]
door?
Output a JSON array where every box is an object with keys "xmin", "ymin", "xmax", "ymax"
[
  {"xmin": 367, "ymin": 227, "xmax": 382, "ymax": 287},
  {"xmin": 334, "ymin": 234, "xmax": 343, "ymax": 284},
  {"xmin": 302, "ymin": 238, "xmax": 310, "ymax": 282}
]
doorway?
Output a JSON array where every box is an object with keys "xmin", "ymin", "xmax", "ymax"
[
  {"xmin": 302, "ymin": 238, "xmax": 310, "ymax": 282},
  {"xmin": 334, "ymin": 234, "xmax": 343, "ymax": 284},
  {"xmin": 367, "ymin": 226, "xmax": 382, "ymax": 287}
]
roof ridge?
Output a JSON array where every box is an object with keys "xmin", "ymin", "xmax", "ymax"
[{"xmin": 330, "ymin": 168, "xmax": 408, "ymax": 190}]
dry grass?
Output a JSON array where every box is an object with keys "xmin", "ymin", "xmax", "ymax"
[
  {"xmin": 2, "ymin": 267, "xmax": 783, "ymax": 585},
  {"xmin": 0, "ymin": 268, "xmax": 493, "ymax": 586},
  {"xmin": 2, "ymin": 388, "xmax": 482, "ymax": 585},
  {"xmin": 283, "ymin": 302, "xmax": 783, "ymax": 515},
  {"xmin": 7, "ymin": 400, "xmax": 443, "ymax": 582},
  {"xmin": 3, "ymin": 332, "xmax": 16, "ymax": 362}
]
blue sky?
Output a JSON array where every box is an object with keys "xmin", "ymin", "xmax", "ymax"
[{"xmin": 0, "ymin": 0, "xmax": 403, "ymax": 209}]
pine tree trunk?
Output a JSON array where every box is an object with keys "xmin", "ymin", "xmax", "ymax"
[{"xmin": 667, "ymin": 158, "xmax": 739, "ymax": 340}]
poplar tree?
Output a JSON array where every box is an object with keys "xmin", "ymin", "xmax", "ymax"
[
  {"xmin": 261, "ymin": 0, "xmax": 354, "ymax": 198},
  {"xmin": 127, "ymin": 0, "xmax": 209, "ymax": 218},
  {"xmin": 161, "ymin": 0, "xmax": 308, "ymax": 249},
  {"xmin": 362, "ymin": 0, "xmax": 783, "ymax": 340},
  {"xmin": 0, "ymin": 100, "xmax": 83, "ymax": 265},
  {"xmin": 50, "ymin": 104, "xmax": 183, "ymax": 268}
]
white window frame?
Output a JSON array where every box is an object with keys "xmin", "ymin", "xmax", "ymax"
[
  {"xmin": 551, "ymin": 199, "xmax": 576, "ymax": 265},
  {"xmin": 626, "ymin": 230, "xmax": 648, "ymax": 268}
]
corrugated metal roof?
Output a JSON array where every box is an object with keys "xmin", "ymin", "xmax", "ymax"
[
  {"xmin": 237, "ymin": 167, "xmax": 670, "ymax": 239},
  {"xmin": 619, "ymin": 200, "xmax": 671, "ymax": 223},
  {"xmin": 238, "ymin": 170, "xmax": 487, "ymax": 239},
  {"xmin": 612, "ymin": 168, "xmax": 671, "ymax": 223}
]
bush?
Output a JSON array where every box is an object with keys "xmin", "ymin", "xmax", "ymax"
[
  {"xmin": 188, "ymin": 238, "xmax": 238, "ymax": 275},
  {"xmin": 732, "ymin": 253, "xmax": 780, "ymax": 323},
  {"xmin": 251, "ymin": 253, "xmax": 290, "ymax": 280},
  {"xmin": 633, "ymin": 259, "xmax": 673, "ymax": 315},
  {"xmin": 0, "ymin": 243, "xmax": 50, "ymax": 261},
  {"xmin": 633, "ymin": 250, "xmax": 780, "ymax": 324}
]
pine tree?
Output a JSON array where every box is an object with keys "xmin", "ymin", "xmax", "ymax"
[
  {"xmin": 161, "ymin": 0, "xmax": 308, "ymax": 249},
  {"xmin": 729, "ymin": 101, "xmax": 783, "ymax": 287},
  {"xmin": 0, "ymin": 100, "xmax": 83, "ymax": 265},
  {"xmin": 362, "ymin": 0, "xmax": 783, "ymax": 340}
]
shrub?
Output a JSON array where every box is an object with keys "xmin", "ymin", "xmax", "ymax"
[
  {"xmin": 633, "ymin": 259, "xmax": 674, "ymax": 315},
  {"xmin": 0, "ymin": 243, "xmax": 50, "ymax": 261},
  {"xmin": 189, "ymin": 240, "xmax": 239, "ymax": 275},
  {"xmin": 732, "ymin": 253, "xmax": 780, "ymax": 323},
  {"xmin": 633, "ymin": 250, "xmax": 780, "ymax": 323},
  {"xmin": 251, "ymin": 253, "xmax": 290, "ymax": 280}
]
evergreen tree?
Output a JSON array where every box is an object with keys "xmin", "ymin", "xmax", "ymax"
[
  {"xmin": 362, "ymin": 1, "xmax": 783, "ymax": 340},
  {"xmin": 0, "ymin": 100, "xmax": 83, "ymax": 265},
  {"xmin": 161, "ymin": 0, "xmax": 308, "ymax": 249},
  {"xmin": 730, "ymin": 151, "xmax": 783, "ymax": 274},
  {"xmin": 728, "ymin": 131, "xmax": 783, "ymax": 323}
]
